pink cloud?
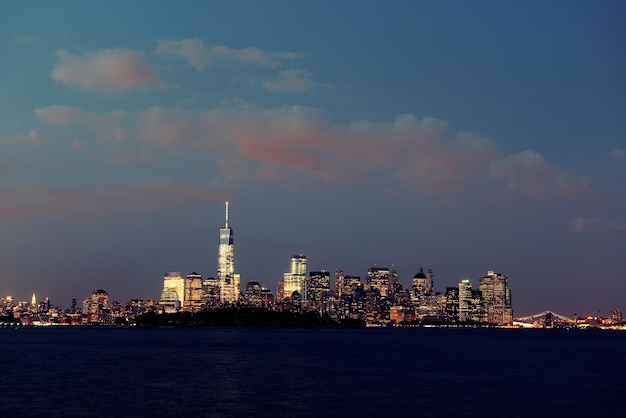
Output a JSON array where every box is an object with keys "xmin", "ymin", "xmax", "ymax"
[
  {"xmin": 51, "ymin": 48, "xmax": 164, "ymax": 92},
  {"xmin": 36, "ymin": 106, "xmax": 131, "ymax": 141},
  {"xmin": 35, "ymin": 103, "xmax": 593, "ymax": 200}
]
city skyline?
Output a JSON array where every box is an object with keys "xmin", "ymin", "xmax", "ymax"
[{"xmin": 1, "ymin": 2, "xmax": 624, "ymax": 317}]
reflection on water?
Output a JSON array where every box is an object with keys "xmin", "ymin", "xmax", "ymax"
[{"xmin": 0, "ymin": 328, "xmax": 624, "ymax": 417}]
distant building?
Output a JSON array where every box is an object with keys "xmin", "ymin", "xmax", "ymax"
[
  {"xmin": 366, "ymin": 266, "xmax": 389, "ymax": 297},
  {"xmin": 335, "ymin": 269, "xmax": 344, "ymax": 297},
  {"xmin": 307, "ymin": 270, "xmax": 331, "ymax": 310},
  {"xmin": 184, "ymin": 272, "xmax": 204, "ymax": 312},
  {"xmin": 159, "ymin": 272, "xmax": 185, "ymax": 313},
  {"xmin": 217, "ymin": 202, "xmax": 239, "ymax": 303},
  {"xmin": 244, "ymin": 281, "xmax": 263, "ymax": 307},
  {"xmin": 84, "ymin": 289, "xmax": 110, "ymax": 324},
  {"xmin": 202, "ymin": 277, "xmax": 221, "ymax": 307},
  {"xmin": 458, "ymin": 279, "xmax": 472, "ymax": 322},
  {"xmin": 284, "ymin": 254, "xmax": 306, "ymax": 300},
  {"xmin": 479, "ymin": 270, "xmax": 513, "ymax": 325}
]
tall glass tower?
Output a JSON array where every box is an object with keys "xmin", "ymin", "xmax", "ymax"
[{"xmin": 218, "ymin": 201, "xmax": 238, "ymax": 303}]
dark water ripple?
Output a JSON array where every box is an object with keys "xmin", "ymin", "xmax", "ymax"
[{"xmin": 1, "ymin": 327, "xmax": 624, "ymax": 417}]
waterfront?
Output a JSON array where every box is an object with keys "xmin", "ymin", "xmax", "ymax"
[{"xmin": 0, "ymin": 327, "xmax": 624, "ymax": 417}]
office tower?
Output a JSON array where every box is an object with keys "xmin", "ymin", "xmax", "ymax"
[
  {"xmin": 84, "ymin": 289, "xmax": 110, "ymax": 323},
  {"xmin": 342, "ymin": 275, "xmax": 361, "ymax": 296},
  {"xmin": 159, "ymin": 272, "xmax": 185, "ymax": 313},
  {"xmin": 335, "ymin": 269, "xmax": 344, "ymax": 296},
  {"xmin": 244, "ymin": 281, "xmax": 263, "ymax": 307},
  {"xmin": 283, "ymin": 254, "xmax": 306, "ymax": 299},
  {"xmin": 389, "ymin": 266, "xmax": 399, "ymax": 297},
  {"xmin": 366, "ymin": 266, "xmax": 390, "ymax": 297},
  {"xmin": 31, "ymin": 293, "xmax": 37, "ymax": 308},
  {"xmin": 184, "ymin": 272, "xmax": 204, "ymax": 312},
  {"xmin": 445, "ymin": 287, "xmax": 459, "ymax": 322},
  {"xmin": 202, "ymin": 277, "xmax": 221, "ymax": 307},
  {"xmin": 217, "ymin": 202, "xmax": 239, "ymax": 303},
  {"xmin": 479, "ymin": 270, "xmax": 513, "ymax": 325},
  {"xmin": 412, "ymin": 267, "xmax": 434, "ymax": 296},
  {"xmin": 458, "ymin": 279, "xmax": 472, "ymax": 322},
  {"xmin": 276, "ymin": 279, "xmax": 285, "ymax": 301},
  {"xmin": 307, "ymin": 270, "xmax": 331, "ymax": 307}
]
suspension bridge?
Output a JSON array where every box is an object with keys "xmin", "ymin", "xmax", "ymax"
[{"xmin": 514, "ymin": 310, "xmax": 577, "ymax": 324}]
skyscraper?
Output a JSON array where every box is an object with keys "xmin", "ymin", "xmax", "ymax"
[
  {"xmin": 217, "ymin": 202, "xmax": 239, "ymax": 303},
  {"xmin": 479, "ymin": 270, "xmax": 513, "ymax": 325},
  {"xmin": 283, "ymin": 254, "xmax": 306, "ymax": 299},
  {"xmin": 366, "ymin": 266, "xmax": 389, "ymax": 297}
]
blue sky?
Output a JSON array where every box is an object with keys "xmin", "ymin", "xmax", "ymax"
[{"xmin": 1, "ymin": 1, "xmax": 624, "ymax": 316}]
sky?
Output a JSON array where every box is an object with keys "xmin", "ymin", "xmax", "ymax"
[{"xmin": 1, "ymin": 1, "xmax": 624, "ymax": 316}]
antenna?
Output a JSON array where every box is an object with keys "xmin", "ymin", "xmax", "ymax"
[{"xmin": 225, "ymin": 201, "xmax": 229, "ymax": 227}]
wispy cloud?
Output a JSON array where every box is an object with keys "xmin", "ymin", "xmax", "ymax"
[
  {"xmin": 490, "ymin": 151, "xmax": 591, "ymax": 199},
  {"xmin": 0, "ymin": 181, "xmax": 229, "ymax": 221},
  {"xmin": 155, "ymin": 38, "xmax": 299, "ymax": 71},
  {"xmin": 610, "ymin": 148, "xmax": 625, "ymax": 160},
  {"xmin": 35, "ymin": 104, "xmax": 592, "ymax": 200},
  {"xmin": 1, "ymin": 129, "xmax": 48, "ymax": 145},
  {"xmin": 262, "ymin": 69, "xmax": 317, "ymax": 93},
  {"xmin": 569, "ymin": 216, "xmax": 626, "ymax": 233},
  {"xmin": 51, "ymin": 48, "xmax": 165, "ymax": 92}
]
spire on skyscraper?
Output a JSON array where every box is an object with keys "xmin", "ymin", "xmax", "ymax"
[{"xmin": 225, "ymin": 201, "xmax": 229, "ymax": 228}]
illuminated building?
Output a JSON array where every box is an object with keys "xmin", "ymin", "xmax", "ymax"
[
  {"xmin": 244, "ymin": 281, "xmax": 263, "ymax": 307},
  {"xmin": 366, "ymin": 266, "xmax": 389, "ymax": 297},
  {"xmin": 458, "ymin": 279, "xmax": 472, "ymax": 322},
  {"xmin": 202, "ymin": 277, "xmax": 221, "ymax": 307},
  {"xmin": 183, "ymin": 272, "xmax": 204, "ymax": 312},
  {"xmin": 342, "ymin": 275, "xmax": 361, "ymax": 296},
  {"xmin": 284, "ymin": 254, "xmax": 306, "ymax": 300},
  {"xmin": 84, "ymin": 289, "xmax": 111, "ymax": 323},
  {"xmin": 444, "ymin": 287, "xmax": 459, "ymax": 322},
  {"xmin": 159, "ymin": 272, "xmax": 185, "ymax": 313},
  {"xmin": 335, "ymin": 269, "xmax": 344, "ymax": 296},
  {"xmin": 217, "ymin": 202, "xmax": 239, "ymax": 303},
  {"xmin": 479, "ymin": 270, "xmax": 513, "ymax": 325},
  {"xmin": 412, "ymin": 267, "xmax": 434, "ymax": 300},
  {"xmin": 307, "ymin": 270, "xmax": 331, "ymax": 310}
]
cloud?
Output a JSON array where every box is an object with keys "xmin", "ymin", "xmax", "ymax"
[
  {"xmin": 490, "ymin": 151, "xmax": 591, "ymax": 199},
  {"xmin": 36, "ymin": 105, "xmax": 131, "ymax": 141},
  {"xmin": 610, "ymin": 148, "xmax": 625, "ymax": 160},
  {"xmin": 155, "ymin": 39, "xmax": 299, "ymax": 71},
  {"xmin": 569, "ymin": 217, "xmax": 626, "ymax": 233},
  {"xmin": 262, "ymin": 69, "xmax": 317, "ymax": 92},
  {"xmin": 36, "ymin": 104, "xmax": 592, "ymax": 199},
  {"xmin": 51, "ymin": 48, "xmax": 165, "ymax": 92},
  {"xmin": 1, "ymin": 129, "xmax": 48, "ymax": 145},
  {"xmin": 0, "ymin": 181, "xmax": 229, "ymax": 221}
]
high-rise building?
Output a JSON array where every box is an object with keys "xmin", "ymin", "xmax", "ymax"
[
  {"xmin": 307, "ymin": 270, "xmax": 331, "ymax": 306},
  {"xmin": 184, "ymin": 272, "xmax": 204, "ymax": 312},
  {"xmin": 283, "ymin": 254, "xmax": 306, "ymax": 299},
  {"xmin": 335, "ymin": 269, "xmax": 344, "ymax": 297},
  {"xmin": 479, "ymin": 270, "xmax": 513, "ymax": 325},
  {"xmin": 412, "ymin": 267, "xmax": 434, "ymax": 297},
  {"xmin": 159, "ymin": 272, "xmax": 185, "ymax": 313},
  {"xmin": 217, "ymin": 202, "xmax": 239, "ymax": 303},
  {"xmin": 366, "ymin": 266, "xmax": 390, "ymax": 297},
  {"xmin": 458, "ymin": 279, "xmax": 472, "ymax": 322},
  {"xmin": 84, "ymin": 289, "xmax": 110, "ymax": 323}
]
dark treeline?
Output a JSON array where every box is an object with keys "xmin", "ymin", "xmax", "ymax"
[{"xmin": 135, "ymin": 308, "xmax": 366, "ymax": 328}]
